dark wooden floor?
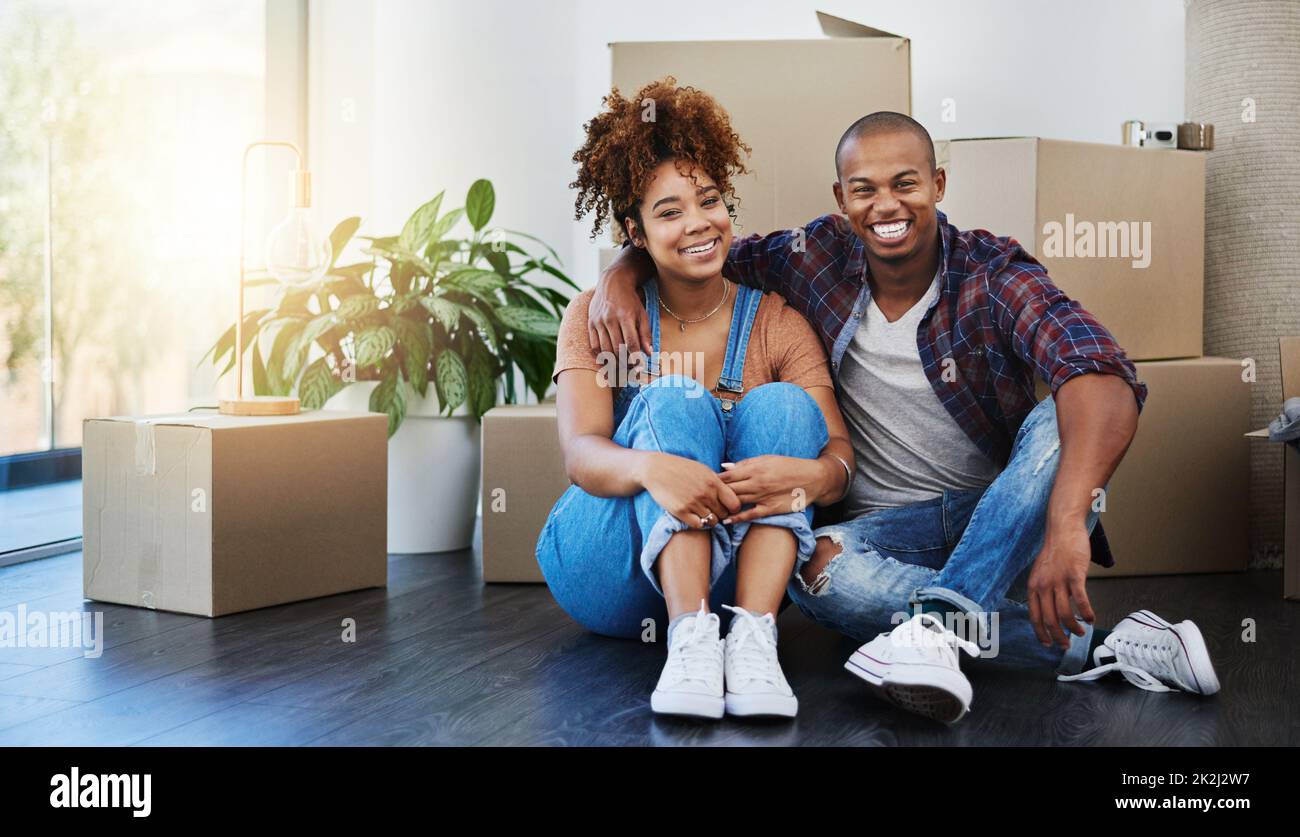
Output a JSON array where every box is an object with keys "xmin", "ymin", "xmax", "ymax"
[{"xmin": 0, "ymin": 525, "xmax": 1295, "ymax": 746}]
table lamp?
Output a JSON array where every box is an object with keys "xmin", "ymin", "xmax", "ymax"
[{"xmin": 219, "ymin": 140, "xmax": 332, "ymax": 416}]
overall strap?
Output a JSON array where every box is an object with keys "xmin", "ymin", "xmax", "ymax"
[
  {"xmin": 716, "ymin": 282, "xmax": 764, "ymax": 395},
  {"xmin": 643, "ymin": 277, "xmax": 662, "ymax": 376}
]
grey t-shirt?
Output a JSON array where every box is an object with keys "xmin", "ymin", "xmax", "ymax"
[{"xmin": 838, "ymin": 270, "xmax": 1001, "ymax": 517}]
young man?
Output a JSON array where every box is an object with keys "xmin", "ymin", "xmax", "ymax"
[{"xmin": 589, "ymin": 111, "xmax": 1219, "ymax": 723}]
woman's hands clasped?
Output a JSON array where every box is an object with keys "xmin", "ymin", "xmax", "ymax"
[{"xmin": 640, "ymin": 452, "xmax": 741, "ymax": 529}]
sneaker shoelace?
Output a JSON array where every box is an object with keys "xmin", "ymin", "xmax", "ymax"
[
  {"xmin": 892, "ymin": 613, "xmax": 980, "ymax": 669},
  {"xmin": 722, "ymin": 605, "xmax": 781, "ymax": 687},
  {"xmin": 664, "ymin": 602, "xmax": 720, "ymax": 687},
  {"xmin": 1056, "ymin": 634, "xmax": 1179, "ymax": 692}
]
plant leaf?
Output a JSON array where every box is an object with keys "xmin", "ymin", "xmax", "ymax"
[
  {"xmin": 399, "ymin": 192, "xmax": 445, "ymax": 252},
  {"xmin": 251, "ymin": 338, "xmax": 269, "ymax": 396},
  {"xmin": 503, "ymin": 228, "xmax": 562, "ymax": 263},
  {"xmin": 283, "ymin": 313, "xmax": 337, "ymax": 382},
  {"xmin": 524, "ymin": 257, "xmax": 582, "ymax": 292},
  {"xmin": 419, "ymin": 296, "xmax": 461, "ymax": 333},
  {"xmin": 298, "ymin": 356, "xmax": 343, "ymax": 410},
  {"xmin": 466, "ymin": 179, "xmax": 495, "ymax": 230},
  {"xmin": 467, "ymin": 348, "xmax": 497, "ymax": 419},
  {"xmin": 496, "ymin": 305, "xmax": 560, "ymax": 338},
  {"xmin": 435, "ymin": 350, "xmax": 468, "ymax": 413},
  {"xmin": 328, "ymin": 217, "xmax": 361, "ymax": 268},
  {"xmin": 354, "ymin": 325, "xmax": 396, "ymax": 369},
  {"xmin": 267, "ymin": 319, "xmax": 306, "ymax": 395},
  {"xmin": 392, "ymin": 316, "xmax": 432, "ymax": 394},
  {"xmin": 455, "ymin": 302, "xmax": 497, "ymax": 350},
  {"xmin": 215, "ymin": 308, "xmax": 274, "ymax": 378},
  {"xmin": 369, "ymin": 368, "xmax": 407, "ymax": 437},
  {"xmin": 336, "ymin": 294, "xmax": 380, "ymax": 320},
  {"xmin": 441, "ymin": 268, "xmax": 506, "ymax": 303},
  {"xmin": 428, "ymin": 208, "xmax": 465, "ymax": 244}
]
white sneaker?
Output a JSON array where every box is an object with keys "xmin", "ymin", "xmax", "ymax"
[
  {"xmin": 722, "ymin": 605, "xmax": 797, "ymax": 718},
  {"xmin": 650, "ymin": 601, "xmax": 724, "ymax": 719},
  {"xmin": 1057, "ymin": 610, "xmax": 1220, "ymax": 695},
  {"xmin": 844, "ymin": 612, "xmax": 980, "ymax": 724}
]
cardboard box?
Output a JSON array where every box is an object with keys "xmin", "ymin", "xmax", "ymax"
[
  {"xmin": 611, "ymin": 12, "xmax": 910, "ymax": 237},
  {"xmin": 480, "ymin": 403, "xmax": 568, "ymax": 583},
  {"xmin": 82, "ymin": 410, "xmax": 388, "ymax": 616},
  {"xmin": 936, "ymin": 138, "xmax": 1205, "ymax": 362},
  {"xmin": 1084, "ymin": 357, "xmax": 1250, "ymax": 577},
  {"xmin": 1247, "ymin": 337, "xmax": 1300, "ymax": 600}
]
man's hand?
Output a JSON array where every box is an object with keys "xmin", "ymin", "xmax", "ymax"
[
  {"xmin": 1026, "ymin": 522, "xmax": 1097, "ymax": 650},
  {"xmin": 717, "ymin": 455, "xmax": 833, "ymax": 525},
  {"xmin": 589, "ymin": 246, "xmax": 654, "ymax": 357}
]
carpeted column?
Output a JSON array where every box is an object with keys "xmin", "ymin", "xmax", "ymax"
[{"xmin": 1186, "ymin": 0, "xmax": 1300, "ymax": 568}]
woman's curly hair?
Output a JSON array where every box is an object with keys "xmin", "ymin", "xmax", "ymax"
[{"xmin": 571, "ymin": 77, "xmax": 751, "ymax": 242}]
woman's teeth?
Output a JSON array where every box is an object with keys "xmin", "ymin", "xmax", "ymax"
[
  {"xmin": 871, "ymin": 220, "xmax": 910, "ymax": 241},
  {"xmin": 681, "ymin": 238, "xmax": 718, "ymax": 255}
]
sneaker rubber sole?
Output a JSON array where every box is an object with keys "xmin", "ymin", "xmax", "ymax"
[
  {"xmin": 845, "ymin": 647, "xmax": 973, "ymax": 724},
  {"xmin": 725, "ymin": 691, "xmax": 798, "ymax": 718},
  {"xmin": 650, "ymin": 689, "xmax": 724, "ymax": 719}
]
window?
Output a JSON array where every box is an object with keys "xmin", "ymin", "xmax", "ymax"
[{"xmin": 0, "ymin": 0, "xmax": 278, "ymax": 562}]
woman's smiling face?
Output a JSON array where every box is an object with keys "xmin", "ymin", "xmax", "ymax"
[{"xmin": 625, "ymin": 159, "xmax": 733, "ymax": 284}]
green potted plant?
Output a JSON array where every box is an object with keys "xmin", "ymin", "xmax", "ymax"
[{"xmin": 202, "ymin": 179, "xmax": 577, "ymax": 552}]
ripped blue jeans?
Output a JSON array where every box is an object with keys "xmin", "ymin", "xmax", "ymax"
[
  {"xmin": 788, "ymin": 395, "xmax": 1100, "ymax": 674},
  {"xmin": 536, "ymin": 374, "xmax": 828, "ymax": 639}
]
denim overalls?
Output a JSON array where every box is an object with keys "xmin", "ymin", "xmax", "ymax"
[{"xmin": 536, "ymin": 278, "xmax": 830, "ymax": 639}]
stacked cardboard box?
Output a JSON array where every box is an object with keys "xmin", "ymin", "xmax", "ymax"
[{"xmin": 942, "ymin": 138, "xmax": 1250, "ymax": 577}]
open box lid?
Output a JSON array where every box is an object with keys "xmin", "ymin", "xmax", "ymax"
[
  {"xmin": 611, "ymin": 10, "xmax": 908, "ymax": 45},
  {"xmin": 1246, "ymin": 337, "xmax": 1300, "ymax": 438},
  {"xmin": 815, "ymin": 11, "xmax": 907, "ymax": 41}
]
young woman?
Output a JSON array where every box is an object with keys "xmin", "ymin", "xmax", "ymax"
[{"xmin": 535, "ymin": 78, "xmax": 854, "ymax": 720}]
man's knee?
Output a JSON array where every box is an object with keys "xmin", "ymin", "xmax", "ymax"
[{"xmin": 799, "ymin": 533, "xmax": 843, "ymax": 591}]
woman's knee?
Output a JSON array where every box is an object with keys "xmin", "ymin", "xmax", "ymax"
[
  {"xmin": 626, "ymin": 374, "xmax": 724, "ymax": 460},
  {"xmin": 730, "ymin": 382, "xmax": 828, "ymax": 459}
]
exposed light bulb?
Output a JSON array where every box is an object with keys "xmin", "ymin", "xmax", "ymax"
[{"xmin": 265, "ymin": 206, "xmax": 331, "ymax": 286}]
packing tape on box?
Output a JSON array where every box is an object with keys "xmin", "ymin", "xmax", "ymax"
[
  {"xmin": 130, "ymin": 415, "xmax": 197, "ymax": 607},
  {"xmin": 132, "ymin": 415, "xmax": 201, "ymax": 477}
]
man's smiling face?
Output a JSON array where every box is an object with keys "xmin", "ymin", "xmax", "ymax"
[{"xmin": 833, "ymin": 128, "xmax": 946, "ymax": 266}]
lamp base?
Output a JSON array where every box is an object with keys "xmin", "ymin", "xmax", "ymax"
[{"xmin": 218, "ymin": 396, "xmax": 301, "ymax": 416}]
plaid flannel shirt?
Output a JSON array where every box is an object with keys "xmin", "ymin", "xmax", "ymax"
[{"xmin": 723, "ymin": 210, "xmax": 1147, "ymax": 567}]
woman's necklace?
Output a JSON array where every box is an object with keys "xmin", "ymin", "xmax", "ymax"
[{"xmin": 659, "ymin": 280, "xmax": 730, "ymax": 332}]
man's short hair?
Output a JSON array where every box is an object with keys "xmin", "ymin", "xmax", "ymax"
[{"xmin": 835, "ymin": 111, "xmax": 936, "ymax": 178}]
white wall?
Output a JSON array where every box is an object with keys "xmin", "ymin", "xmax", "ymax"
[{"xmin": 310, "ymin": 0, "xmax": 1185, "ymax": 322}]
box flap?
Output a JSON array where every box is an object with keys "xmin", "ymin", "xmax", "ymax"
[
  {"xmin": 945, "ymin": 136, "xmax": 1038, "ymax": 143},
  {"xmin": 87, "ymin": 409, "xmax": 381, "ymax": 430},
  {"xmin": 1282, "ymin": 336, "xmax": 1300, "ymax": 399},
  {"xmin": 485, "ymin": 404, "xmax": 557, "ymax": 419},
  {"xmin": 816, "ymin": 11, "xmax": 907, "ymax": 41}
]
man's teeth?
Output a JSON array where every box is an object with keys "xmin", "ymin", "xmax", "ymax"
[
  {"xmin": 682, "ymin": 239, "xmax": 717, "ymax": 255},
  {"xmin": 872, "ymin": 221, "xmax": 910, "ymax": 240}
]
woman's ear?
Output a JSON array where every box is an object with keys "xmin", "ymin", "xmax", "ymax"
[{"xmin": 623, "ymin": 218, "xmax": 644, "ymax": 249}]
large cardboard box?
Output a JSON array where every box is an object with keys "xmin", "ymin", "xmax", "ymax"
[
  {"xmin": 1086, "ymin": 357, "xmax": 1251, "ymax": 578},
  {"xmin": 1247, "ymin": 337, "xmax": 1300, "ymax": 600},
  {"xmin": 82, "ymin": 410, "xmax": 388, "ymax": 616},
  {"xmin": 611, "ymin": 12, "xmax": 910, "ymax": 237},
  {"xmin": 937, "ymin": 138, "xmax": 1205, "ymax": 362},
  {"xmin": 480, "ymin": 403, "xmax": 568, "ymax": 583}
]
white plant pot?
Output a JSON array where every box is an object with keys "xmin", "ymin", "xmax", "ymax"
[{"xmin": 324, "ymin": 379, "xmax": 481, "ymax": 554}]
